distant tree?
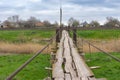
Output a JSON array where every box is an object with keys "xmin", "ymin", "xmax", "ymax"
[
  {"xmin": 5, "ymin": 15, "xmax": 20, "ymax": 28},
  {"xmin": 89, "ymin": 21, "xmax": 100, "ymax": 27},
  {"xmin": 3, "ymin": 20, "xmax": 13, "ymax": 28},
  {"xmin": 23, "ymin": 16, "xmax": 40, "ymax": 28},
  {"xmin": 28, "ymin": 16, "xmax": 40, "ymax": 22},
  {"xmin": 68, "ymin": 17, "xmax": 74, "ymax": 26},
  {"xmin": 0, "ymin": 21, "xmax": 3, "ymax": 28},
  {"xmin": 27, "ymin": 16, "xmax": 40, "ymax": 27},
  {"xmin": 104, "ymin": 17, "xmax": 120, "ymax": 27},
  {"xmin": 17, "ymin": 20, "xmax": 26, "ymax": 28},
  {"xmin": 61, "ymin": 23, "xmax": 65, "ymax": 27},
  {"xmin": 68, "ymin": 17, "xmax": 80, "ymax": 27},
  {"xmin": 43, "ymin": 20, "xmax": 51, "ymax": 27},
  {"xmin": 7, "ymin": 15, "xmax": 19, "ymax": 22},
  {"xmin": 81, "ymin": 21, "xmax": 89, "ymax": 27},
  {"xmin": 53, "ymin": 21, "xmax": 59, "ymax": 27}
]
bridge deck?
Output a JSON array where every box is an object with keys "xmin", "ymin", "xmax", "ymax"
[{"xmin": 52, "ymin": 30, "xmax": 96, "ymax": 80}]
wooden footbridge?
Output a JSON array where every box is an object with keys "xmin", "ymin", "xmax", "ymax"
[
  {"xmin": 52, "ymin": 30, "xmax": 96, "ymax": 80},
  {"xmin": 6, "ymin": 27, "xmax": 120, "ymax": 80}
]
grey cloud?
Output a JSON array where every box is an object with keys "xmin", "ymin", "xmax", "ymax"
[{"xmin": 0, "ymin": 0, "xmax": 120, "ymax": 24}]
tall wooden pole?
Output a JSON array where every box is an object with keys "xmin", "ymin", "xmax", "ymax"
[
  {"xmin": 60, "ymin": 0, "xmax": 62, "ymax": 27},
  {"xmin": 59, "ymin": 0, "xmax": 62, "ymax": 39}
]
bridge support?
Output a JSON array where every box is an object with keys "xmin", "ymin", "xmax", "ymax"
[
  {"xmin": 73, "ymin": 27, "xmax": 77, "ymax": 46},
  {"xmin": 56, "ymin": 28, "xmax": 60, "ymax": 43}
]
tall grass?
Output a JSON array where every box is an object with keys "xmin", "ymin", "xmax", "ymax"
[
  {"xmin": 78, "ymin": 39, "xmax": 120, "ymax": 52},
  {"xmin": 0, "ymin": 42, "xmax": 52, "ymax": 54}
]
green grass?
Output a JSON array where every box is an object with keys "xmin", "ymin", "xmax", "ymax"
[
  {"xmin": 0, "ymin": 54, "xmax": 51, "ymax": 80},
  {"xmin": 85, "ymin": 52, "xmax": 120, "ymax": 80},
  {"xmin": 0, "ymin": 30, "xmax": 55, "ymax": 43},
  {"xmin": 1, "ymin": 29, "xmax": 120, "ymax": 43},
  {"xmin": 77, "ymin": 29, "xmax": 120, "ymax": 39}
]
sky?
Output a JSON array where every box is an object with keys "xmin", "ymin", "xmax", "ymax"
[{"xmin": 0, "ymin": 0, "xmax": 120, "ymax": 25}]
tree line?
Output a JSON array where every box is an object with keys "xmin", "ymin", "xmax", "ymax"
[
  {"xmin": 0, "ymin": 15, "xmax": 120, "ymax": 28},
  {"xmin": 68, "ymin": 17, "xmax": 120, "ymax": 27},
  {"xmin": 0, "ymin": 15, "xmax": 59, "ymax": 28}
]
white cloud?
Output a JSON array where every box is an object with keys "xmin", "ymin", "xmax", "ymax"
[
  {"xmin": 29, "ymin": 0, "xmax": 41, "ymax": 2},
  {"xmin": 0, "ymin": 2, "xmax": 3, "ymax": 5},
  {"xmin": 0, "ymin": 0, "xmax": 120, "ymax": 25}
]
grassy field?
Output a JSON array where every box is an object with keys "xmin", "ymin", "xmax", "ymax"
[
  {"xmin": 0, "ymin": 29, "xmax": 55, "ymax": 54},
  {"xmin": 0, "ymin": 29, "xmax": 120, "ymax": 43},
  {"xmin": 0, "ymin": 54, "xmax": 51, "ymax": 80},
  {"xmin": 1, "ymin": 29, "xmax": 120, "ymax": 80},
  {"xmin": 1, "ymin": 53, "xmax": 120, "ymax": 80},
  {"xmin": 77, "ymin": 29, "xmax": 120, "ymax": 39},
  {"xmin": 0, "ymin": 29, "xmax": 55, "ymax": 43},
  {"xmin": 85, "ymin": 52, "xmax": 120, "ymax": 80}
]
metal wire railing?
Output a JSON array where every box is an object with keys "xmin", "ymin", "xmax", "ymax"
[
  {"xmin": 69, "ymin": 28, "xmax": 120, "ymax": 62},
  {"xmin": 82, "ymin": 39, "xmax": 120, "ymax": 62},
  {"xmin": 6, "ymin": 30, "xmax": 60, "ymax": 80}
]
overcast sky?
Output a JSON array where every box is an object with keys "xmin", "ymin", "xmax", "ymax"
[{"xmin": 0, "ymin": 0, "xmax": 120, "ymax": 24}]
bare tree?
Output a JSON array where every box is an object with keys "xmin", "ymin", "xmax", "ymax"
[
  {"xmin": 0, "ymin": 21, "xmax": 3, "ymax": 28},
  {"xmin": 3, "ymin": 20, "xmax": 13, "ymax": 28},
  {"xmin": 104, "ymin": 17, "xmax": 120, "ymax": 27},
  {"xmin": 7, "ymin": 15, "xmax": 19, "ymax": 22},
  {"xmin": 68, "ymin": 17, "xmax": 80, "ymax": 27},
  {"xmin": 89, "ymin": 20, "xmax": 100, "ymax": 27},
  {"xmin": 43, "ymin": 20, "xmax": 51, "ymax": 27},
  {"xmin": 5, "ymin": 15, "xmax": 20, "ymax": 28},
  {"xmin": 52, "ymin": 21, "xmax": 59, "ymax": 27},
  {"xmin": 24, "ymin": 16, "xmax": 40, "ymax": 28}
]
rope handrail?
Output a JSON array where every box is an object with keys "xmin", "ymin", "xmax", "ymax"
[
  {"xmin": 6, "ymin": 30, "xmax": 60, "ymax": 80},
  {"xmin": 82, "ymin": 39, "xmax": 120, "ymax": 62},
  {"xmin": 69, "ymin": 29, "xmax": 120, "ymax": 62}
]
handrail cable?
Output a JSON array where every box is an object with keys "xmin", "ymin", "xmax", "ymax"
[
  {"xmin": 82, "ymin": 39, "xmax": 120, "ymax": 62},
  {"xmin": 69, "ymin": 28, "xmax": 120, "ymax": 62},
  {"xmin": 6, "ymin": 31, "xmax": 60, "ymax": 80}
]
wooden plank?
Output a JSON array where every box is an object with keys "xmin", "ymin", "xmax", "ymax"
[
  {"xmin": 63, "ymin": 31, "xmax": 80, "ymax": 80},
  {"xmin": 55, "ymin": 78, "xmax": 64, "ymax": 80},
  {"xmin": 65, "ymin": 74, "xmax": 72, "ymax": 80},
  {"xmin": 64, "ymin": 31, "xmax": 76, "ymax": 77},
  {"xmin": 88, "ymin": 77, "xmax": 98, "ymax": 80},
  {"xmin": 96, "ymin": 78, "xmax": 107, "ymax": 80},
  {"xmin": 63, "ymin": 34, "xmax": 78, "ymax": 79},
  {"xmin": 69, "ymin": 37, "xmax": 95, "ymax": 77},
  {"xmin": 81, "ymin": 77, "xmax": 89, "ymax": 80},
  {"xmin": 90, "ymin": 66, "xmax": 100, "ymax": 69},
  {"xmin": 52, "ymin": 30, "xmax": 97, "ymax": 80},
  {"xmin": 66, "ymin": 30, "xmax": 96, "ymax": 80},
  {"xmin": 52, "ymin": 31, "xmax": 65, "ymax": 79}
]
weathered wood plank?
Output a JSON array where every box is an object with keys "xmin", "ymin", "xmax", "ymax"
[
  {"xmin": 63, "ymin": 32, "xmax": 79, "ymax": 79},
  {"xmin": 52, "ymin": 31, "xmax": 65, "ymax": 79},
  {"xmin": 69, "ymin": 37, "xmax": 94, "ymax": 77},
  {"xmin": 54, "ymin": 78, "xmax": 64, "ymax": 80},
  {"xmin": 52, "ymin": 30, "xmax": 96, "ymax": 80},
  {"xmin": 96, "ymin": 78, "xmax": 107, "ymax": 80},
  {"xmin": 81, "ymin": 77, "xmax": 89, "ymax": 80},
  {"xmin": 88, "ymin": 77, "xmax": 98, "ymax": 80},
  {"xmin": 65, "ymin": 74, "xmax": 72, "ymax": 80}
]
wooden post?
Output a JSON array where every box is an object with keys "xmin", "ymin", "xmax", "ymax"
[
  {"xmin": 73, "ymin": 27, "xmax": 77, "ymax": 45},
  {"xmin": 56, "ymin": 28, "xmax": 60, "ymax": 43},
  {"xmin": 67, "ymin": 26, "xmax": 70, "ymax": 36},
  {"xmin": 59, "ymin": 27, "xmax": 62, "ymax": 40}
]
